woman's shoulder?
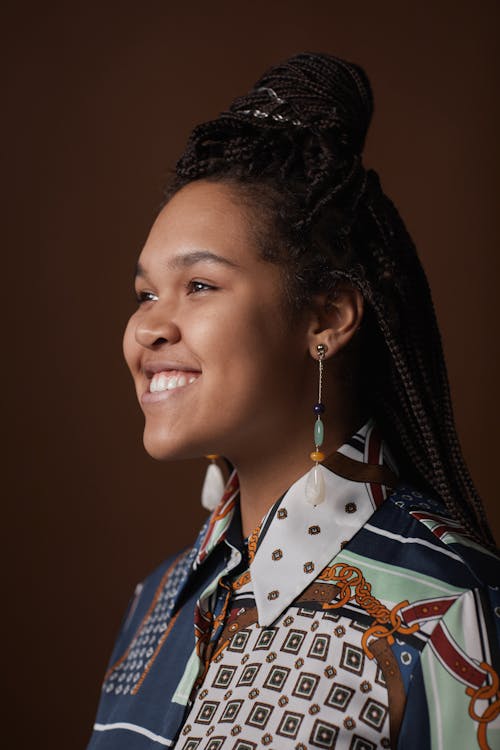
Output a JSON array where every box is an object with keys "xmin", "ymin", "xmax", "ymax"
[{"xmin": 365, "ymin": 482, "xmax": 500, "ymax": 590}]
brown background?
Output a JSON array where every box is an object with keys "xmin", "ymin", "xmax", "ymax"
[{"xmin": 3, "ymin": 1, "xmax": 499, "ymax": 747}]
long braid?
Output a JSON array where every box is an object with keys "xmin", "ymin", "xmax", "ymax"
[{"xmin": 165, "ymin": 52, "xmax": 495, "ymax": 548}]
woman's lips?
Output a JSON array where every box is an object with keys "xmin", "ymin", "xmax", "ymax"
[{"xmin": 141, "ymin": 369, "xmax": 201, "ymax": 404}]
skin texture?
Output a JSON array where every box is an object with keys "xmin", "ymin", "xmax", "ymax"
[{"xmin": 123, "ymin": 180, "xmax": 366, "ymax": 535}]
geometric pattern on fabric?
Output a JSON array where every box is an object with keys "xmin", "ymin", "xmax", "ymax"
[
  {"xmin": 102, "ymin": 546, "xmax": 198, "ymax": 697},
  {"xmin": 358, "ymin": 698, "xmax": 388, "ymax": 732},
  {"xmin": 178, "ymin": 608, "xmax": 391, "ymax": 749},
  {"xmin": 309, "ymin": 718, "xmax": 339, "ymax": 747},
  {"xmin": 325, "ymin": 683, "xmax": 355, "ymax": 711},
  {"xmin": 340, "ymin": 643, "xmax": 365, "ymax": 676}
]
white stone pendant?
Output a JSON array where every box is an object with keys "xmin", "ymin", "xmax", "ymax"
[
  {"xmin": 305, "ymin": 464, "xmax": 326, "ymax": 506},
  {"xmin": 201, "ymin": 461, "xmax": 225, "ymax": 511}
]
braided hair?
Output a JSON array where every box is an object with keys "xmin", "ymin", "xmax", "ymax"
[{"xmin": 165, "ymin": 52, "xmax": 495, "ymax": 548}]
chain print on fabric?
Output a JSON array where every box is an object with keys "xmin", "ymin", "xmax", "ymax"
[
  {"xmin": 102, "ymin": 547, "xmax": 197, "ymax": 697},
  {"xmin": 318, "ymin": 563, "xmax": 419, "ymax": 658},
  {"xmin": 427, "ymin": 615, "xmax": 500, "ymax": 750},
  {"xmin": 247, "ymin": 521, "xmax": 262, "ymax": 565},
  {"xmin": 231, "ymin": 570, "xmax": 251, "ymax": 591},
  {"xmin": 467, "ymin": 662, "xmax": 500, "ymax": 750},
  {"xmin": 226, "ymin": 523, "xmax": 261, "ymax": 592}
]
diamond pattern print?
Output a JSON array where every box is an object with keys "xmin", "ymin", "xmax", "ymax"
[
  {"xmin": 180, "ymin": 609, "xmax": 389, "ymax": 748},
  {"xmin": 276, "ymin": 710, "xmax": 303, "ymax": 739},
  {"xmin": 228, "ymin": 629, "xmax": 251, "ymax": 653},
  {"xmin": 359, "ymin": 698, "xmax": 388, "ymax": 732},
  {"xmin": 212, "ymin": 665, "xmax": 237, "ymax": 689},
  {"xmin": 292, "ymin": 672, "xmax": 320, "ymax": 701},
  {"xmin": 245, "ymin": 702, "xmax": 274, "ymax": 729},
  {"xmin": 254, "ymin": 629, "xmax": 277, "ymax": 650},
  {"xmin": 339, "ymin": 643, "xmax": 365, "ymax": 675},
  {"xmin": 263, "ymin": 665, "xmax": 290, "ymax": 691},
  {"xmin": 220, "ymin": 699, "xmax": 243, "ymax": 723},
  {"xmin": 281, "ymin": 629, "xmax": 307, "ymax": 655},
  {"xmin": 308, "ymin": 633, "xmax": 331, "ymax": 660},
  {"xmin": 309, "ymin": 718, "xmax": 339, "ymax": 748},
  {"xmin": 236, "ymin": 664, "xmax": 261, "ymax": 687},
  {"xmin": 324, "ymin": 682, "xmax": 355, "ymax": 712},
  {"xmin": 194, "ymin": 700, "xmax": 219, "ymax": 724}
]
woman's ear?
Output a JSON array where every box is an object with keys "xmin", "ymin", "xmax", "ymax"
[{"xmin": 306, "ymin": 284, "xmax": 364, "ymax": 358}]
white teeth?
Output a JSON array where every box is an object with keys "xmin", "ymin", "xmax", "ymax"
[
  {"xmin": 149, "ymin": 371, "xmax": 199, "ymax": 393},
  {"xmin": 157, "ymin": 373, "xmax": 168, "ymax": 391},
  {"xmin": 150, "ymin": 373, "xmax": 166, "ymax": 392}
]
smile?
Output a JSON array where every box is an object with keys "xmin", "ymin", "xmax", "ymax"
[
  {"xmin": 141, "ymin": 369, "xmax": 201, "ymax": 405},
  {"xmin": 149, "ymin": 370, "xmax": 201, "ymax": 393}
]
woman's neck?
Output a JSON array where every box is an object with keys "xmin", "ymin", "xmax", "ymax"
[{"xmin": 234, "ymin": 405, "xmax": 368, "ymax": 538}]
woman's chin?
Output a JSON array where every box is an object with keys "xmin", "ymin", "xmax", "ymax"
[{"xmin": 142, "ymin": 428, "xmax": 208, "ymax": 462}]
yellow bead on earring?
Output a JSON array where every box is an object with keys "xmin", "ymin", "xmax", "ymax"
[
  {"xmin": 305, "ymin": 343, "xmax": 327, "ymax": 506},
  {"xmin": 310, "ymin": 450, "xmax": 325, "ymax": 462}
]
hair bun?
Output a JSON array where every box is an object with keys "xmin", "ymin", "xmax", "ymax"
[{"xmin": 228, "ymin": 52, "xmax": 374, "ymax": 155}]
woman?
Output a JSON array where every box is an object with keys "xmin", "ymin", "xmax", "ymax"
[{"xmin": 87, "ymin": 53, "xmax": 500, "ymax": 749}]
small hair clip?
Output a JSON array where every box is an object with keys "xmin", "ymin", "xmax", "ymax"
[
  {"xmin": 256, "ymin": 87, "xmax": 285, "ymax": 105},
  {"xmin": 237, "ymin": 86, "xmax": 302, "ymax": 126}
]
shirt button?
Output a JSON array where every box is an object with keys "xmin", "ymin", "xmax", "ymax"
[{"xmin": 345, "ymin": 502, "xmax": 357, "ymax": 513}]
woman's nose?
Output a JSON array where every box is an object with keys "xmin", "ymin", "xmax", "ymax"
[{"xmin": 134, "ymin": 306, "xmax": 181, "ymax": 349}]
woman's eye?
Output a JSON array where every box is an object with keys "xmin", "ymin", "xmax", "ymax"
[
  {"xmin": 186, "ymin": 280, "xmax": 217, "ymax": 294},
  {"xmin": 135, "ymin": 290, "xmax": 158, "ymax": 304}
]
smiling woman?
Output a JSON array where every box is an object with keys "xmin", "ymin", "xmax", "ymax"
[
  {"xmin": 123, "ymin": 180, "xmax": 364, "ymax": 533},
  {"xmin": 87, "ymin": 53, "xmax": 500, "ymax": 750},
  {"xmin": 124, "ymin": 182, "xmax": 312, "ymax": 487}
]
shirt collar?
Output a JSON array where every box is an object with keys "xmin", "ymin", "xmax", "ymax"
[{"xmin": 195, "ymin": 417, "xmax": 399, "ymax": 625}]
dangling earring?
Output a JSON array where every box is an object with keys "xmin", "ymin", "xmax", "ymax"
[
  {"xmin": 305, "ymin": 343, "xmax": 327, "ymax": 506},
  {"xmin": 201, "ymin": 454, "xmax": 225, "ymax": 511}
]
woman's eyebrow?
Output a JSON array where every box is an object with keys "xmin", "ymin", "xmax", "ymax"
[{"xmin": 134, "ymin": 250, "xmax": 241, "ymax": 279}]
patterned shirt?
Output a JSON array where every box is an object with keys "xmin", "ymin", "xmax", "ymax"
[{"xmin": 87, "ymin": 419, "xmax": 500, "ymax": 750}]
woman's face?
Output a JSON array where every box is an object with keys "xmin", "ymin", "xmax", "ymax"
[{"xmin": 123, "ymin": 180, "xmax": 314, "ymax": 463}]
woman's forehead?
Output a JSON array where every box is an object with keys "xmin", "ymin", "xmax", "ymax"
[{"xmin": 140, "ymin": 180, "xmax": 262, "ymax": 268}]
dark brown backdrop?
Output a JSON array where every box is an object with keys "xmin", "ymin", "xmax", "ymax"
[{"xmin": 3, "ymin": 2, "xmax": 499, "ymax": 747}]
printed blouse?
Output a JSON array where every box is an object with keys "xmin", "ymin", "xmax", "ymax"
[{"xmin": 87, "ymin": 418, "xmax": 500, "ymax": 749}]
